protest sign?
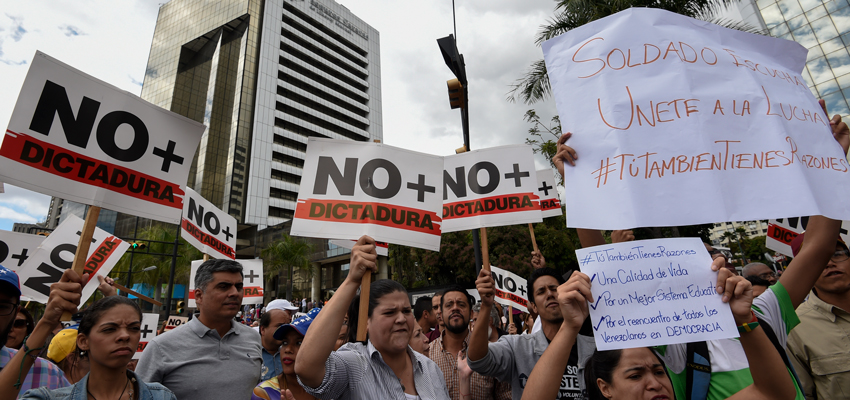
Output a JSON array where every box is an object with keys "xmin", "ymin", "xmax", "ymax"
[
  {"xmin": 329, "ymin": 239, "xmax": 389, "ymax": 256},
  {"xmin": 543, "ymin": 9, "xmax": 850, "ymax": 230},
  {"xmin": 291, "ymin": 138, "xmax": 444, "ymax": 251},
  {"xmin": 0, "ymin": 230, "xmax": 46, "ymax": 272},
  {"xmin": 577, "ymin": 238, "xmax": 737, "ymax": 350},
  {"xmin": 134, "ymin": 313, "xmax": 159, "ymax": 359},
  {"xmin": 536, "ymin": 169, "xmax": 562, "ymax": 218},
  {"xmin": 188, "ymin": 259, "xmax": 264, "ymax": 307},
  {"xmin": 489, "ymin": 265, "xmax": 529, "ymax": 313},
  {"xmin": 0, "ymin": 52, "xmax": 204, "ymax": 224},
  {"xmin": 765, "ymin": 217, "xmax": 850, "ymax": 256},
  {"xmin": 164, "ymin": 315, "xmax": 188, "ymax": 332},
  {"xmin": 442, "ymin": 145, "xmax": 542, "ymax": 233},
  {"xmin": 16, "ymin": 214, "xmax": 129, "ymax": 304},
  {"xmin": 181, "ymin": 187, "xmax": 237, "ymax": 260}
]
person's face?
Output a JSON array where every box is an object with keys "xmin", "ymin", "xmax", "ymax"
[
  {"xmin": 431, "ymin": 295, "xmax": 443, "ymax": 327},
  {"xmin": 280, "ymin": 330, "xmax": 303, "ymax": 375},
  {"xmin": 408, "ymin": 325, "xmax": 430, "ymax": 355},
  {"xmin": 368, "ymin": 291, "xmax": 414, "ymax": 355},
  {"xmin": 441, "ymin": 291, "xmax": 471, "ymax": 335},
  {"xmin": 815, "ymin": 244, "xmax": 850, "ymax": 295},
  {"xmin": 597, "ymin": 348, "xmax": 674, "ymax": 400},
  {"xmin": 335, "ymin": 323, "xmax": 349, "ymax": 351},
  {"xmin": 260, "ymin": 310, "xmax": 291, "ymax": 350},
  {"xmin": 6, "ymin": 311, "xmax": 28, "ymax": 349},
  {"xmin": 77, "ymin": 304, "xmax": 141, "ymax": 370},
  {"xmin": 196, "ymin": 271, "xmax": 243, "ymax": 321},
  {"xmin": 0, "ymin": 292, "xmax": 19, "ymax": 346},
  {"xmin": 530, "ymin": 276, "xmax": 562, "ymax": 323},
  {"xmin": 747, "ymin": 264, "xmax": 777, "ymax": 285}
]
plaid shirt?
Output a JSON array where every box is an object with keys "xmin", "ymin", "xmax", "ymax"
[
  {"xmin": 429, "ymin": 333, "xmax": 511, "ymax": 400},
  {"xmin": 1, "ymin": 346, "xmax": 70, "ymax": 397}
]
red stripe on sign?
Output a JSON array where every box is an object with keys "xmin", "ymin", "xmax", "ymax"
[
  {"xmin": 244, "ymin": 286, "xmax": 264, "ymax": 297},
  {"xmin": 0, "ymin": 130, "xmax": 184, "ymax": 209},
  {"xmin": 83, "ymin": 236, "xmax": 124, "ymax": 277},
  {"xmin": 540, "ymin": 198, "xmax": 561, "ymax": 211},
  {"xmin": 443, "ymin": 193, "xmax": 541, "ymax": 220},
  {"xmin": 767, "ymin": 224, "xmax": 799, "ymax": 245},
  {"xmin": 294, "ymin": 199, "xmax": 442, "ymax": 236},
  {"xmin": 182, "ymin": 219, "xmax": 236, "ymax": 259},
  {"xmin": 495, "ymin": 288, "xmax": 528, "ymax": 308}
]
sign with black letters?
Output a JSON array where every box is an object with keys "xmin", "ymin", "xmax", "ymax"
[
  {"xmin": 181, "ymin": 187, "xmax": 237, "ymax": 260},
  {"xmin": 0, "ymin": 230, "xmax": 46, "ymax": 272},
  {"xmin": 134, "ymin": 313, "xmax": 159, "ymax": 359},
  {"xmin": 188, "ymin": 259, "xmax": 264, "ymax": 307},
  {"xmin": 536, "ymin": 169, "xmax": 563, "ymax": 219},
  {"xmin": 0, "ymin": 52, "xmax": 204, "ymax": 223}
]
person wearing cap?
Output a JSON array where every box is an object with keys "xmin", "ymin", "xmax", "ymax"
[
  {"xmin": 786, "ymin": 234, "xmax": 850, "ymax": 400},
  {"xmin": 252, "ymin": 317, "xmax": 316, "ymax": 400},
  {"xmin": 46, "ymin": 329, "xmax": 89, "ymax": 384},
  {"xmin": 0, "ymin": 267, "xmax": 84, "ymax": 400},
  {"xmin": 260, "ymin": 299, "xmax": 301, "ymax": 381},
  {"xmin": 135, "ymin": 259, "xmax": 262, "ymax": 400}
]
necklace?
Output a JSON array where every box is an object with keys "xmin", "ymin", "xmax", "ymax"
[{"xmin": 87, "ymin": 375, "xmax": 130, "ymax": 400}]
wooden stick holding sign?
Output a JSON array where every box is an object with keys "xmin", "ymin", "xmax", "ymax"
[
  {"xmin": 203, "ymin": 253, "xmax": 210, "ymax": 261},
  {"xmin": 528, "ymin": 224, "xmax": 539, "ymax": 253},
  {"xmin": 356, "ymin": 272, "xmax": 372, "ymax": 342},
  {"xmin": 480, "ymin": 227, "xmax": 490, "ymax": 272},
  {"xmin": 112, "ymin": 282, "xmax": 163, "ymax": 306},
  {"xmin": 61, "ymin": 206, "xmax": 101, "ymax": 320},
  {"xmin": 509, "ymin": 305, "xmax": 514, "ymax": 327}
]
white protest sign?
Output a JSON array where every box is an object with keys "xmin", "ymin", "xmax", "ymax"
[
  {"xmin": 489, "ymin": 265, "xmax": 529, "ymax": 312},
  {"xmin": 164, "ymin": 315, "xmax": 188, "ymax": 332},
  {"xmin": 0, "ymin": 230, "xmax": 45, "ymax": 272},
  {"xmin": 536, "ymin": 169, "xmax": 563, "ymax": 218},
  {"xmin": 329, "ymin": 239, "xmax": 389, "ymax": 256},
  {"xmin": 442, "ymin": 145, "xmax": 542, "ymax": 233},
  {"xmin": 188, "ymin": 259, "xmax": 264, "ymax": 307},
  {"xmin": 576, "ymin": 238, "xmax": 737, "ymax": 350},
  {"xmin": 134, "ymin": 313, "xmax": 159, "ymax": 359},
  {"xmin": 0, "ymin": 52, "xmax": 204, "ymax": 224},
  {"xmin": 765, "ymin": 217, "xmax": 850, "ymax": 256},
  {"xmin": 16, "ymin": 214, "xmax": 129, "ymax": 303},
  {"xmin": 291, "ymin": 138, "xmax": 444, "ymax": 251},
  {"xmin": 543, "ymin": 9, "xmax": 850, "ymax": 230},
  {"xmin": 181, "ymin": 187, "xmax": 237, "ymax": 260}
]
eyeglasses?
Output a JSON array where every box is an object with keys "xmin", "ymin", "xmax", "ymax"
[
  {"xmin": 0, "ymin": 301, "xmax": 19, "ymax": 316},
  {"xmin": 758, "ymin": 271, "xmax": 777, "ymax": 280},
  {"xmin": 831, "ymin": 248, "xmax": 850, "ymax": 263},
  {"xmin": 13, "ymin": 319, "xmax": 27, "ymax": 328}
]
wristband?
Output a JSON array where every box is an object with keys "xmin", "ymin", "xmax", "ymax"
[{"xmin": 737, "ymin": 310, "xmax": 759, "ymax": 334}]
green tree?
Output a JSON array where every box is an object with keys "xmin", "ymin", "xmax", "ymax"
[
  {"xmin": 262, "ymin": 235, "xmax": 314, "ymax": 300},
  {"xmin": 508, "ymin": 0, "xmax": 765, "ymax": 104}
]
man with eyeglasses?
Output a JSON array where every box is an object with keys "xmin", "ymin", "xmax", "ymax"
[
  {"xmin": 787, "ymin": 234, "xmax": 850, "ymax": 400},
  {"xmin": 742, "ymin": 262, "xmax": 778, "ymax": 286},
  {"xmin": 0, "ymin": 265, "xmax": 84, "ymax": 400}
]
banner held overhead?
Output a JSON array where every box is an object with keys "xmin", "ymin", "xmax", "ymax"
[{"xmin": 181, "ymin": 187, "xmax": 238, "ymax": 260}]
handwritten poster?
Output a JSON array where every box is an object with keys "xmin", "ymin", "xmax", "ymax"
[
  {"xmin": 543, "ymin": 9, "xmax": 850, "ymax": 229},
  {"xmin": 577, "ymin": 238, "xmax": 737, "ymax": 350}
]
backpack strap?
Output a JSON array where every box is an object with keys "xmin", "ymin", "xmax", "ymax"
[
  {"xmin": 685, "ymin": 341, "xmax": 711, "ymax": 400},
  {"xmin": 756, "ymin": 317, "xmax": 803, "ymax": 392}
]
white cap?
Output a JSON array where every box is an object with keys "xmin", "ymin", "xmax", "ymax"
[{"xmin": 266, "ymin": 299, "xmax": 299, "ymax": 312}]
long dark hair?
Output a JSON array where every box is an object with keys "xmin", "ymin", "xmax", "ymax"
[{"xmin": 346, "ymin": 294, "xmax": 360, "ymax": 344}]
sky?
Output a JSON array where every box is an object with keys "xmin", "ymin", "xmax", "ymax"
[{"xmin": 0, "ymin": 0, "xmax": 563, "ymax": 231}]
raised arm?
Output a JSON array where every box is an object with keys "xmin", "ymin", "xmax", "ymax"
[
  {"xmin": 295, "ymin": 235, "xmax": 377, "ymax": 388},
  {"xmin": 520, "ymin": 272, "xmax": 592, "ymax": 400},
  {"xmin": 1, "ymin": 270, "xmax": 84, "ymax": 400},
  {"xmin": 719, "ymin": 271, "xmax": 796, "ymax": 400},
  {"xmin": 468, "ymin": 268, "xmax": 495, "ymax": 362}
]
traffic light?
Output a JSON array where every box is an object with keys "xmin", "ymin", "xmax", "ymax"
[
  {"xmin": 447, "ymin": 79, "xmax": 464, "ymax": 110},
  {"xmin": 176, "ymin": 301, "xmax": 185, "ymax": 314},
  {"xmin": 130, "ymin": 242, "xmax": 147, "ymax": 250}
]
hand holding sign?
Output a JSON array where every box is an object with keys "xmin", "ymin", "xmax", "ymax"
[
  {"xmin": 557, "ymin": 271, "xmax": 593, "ymax": 332},
  {"xmin": 474, "ymin": 268, "xmax": 496, "ymax": 307},
  {"xmin": 716, "ymin": 268, "xmax": 756, "ymax": 325},
  {"xmin": 42, "ymin": 269, "xmax": 86, "ymax": 328},
  {"xmin": 350, "ymin": 235, "xmax": 378, "ymax": 341},
  {"xmin": 822, "ymin": 99, "xmax": 850, "ymax": 155}
]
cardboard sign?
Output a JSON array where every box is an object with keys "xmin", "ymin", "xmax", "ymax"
[
  {"xmin": 0, "ymin": 230, "xmax": 46, "ymax": 272},
  {"xmin": 181, "ymin": 187, "xmax": 237, "ymax": 260},
  {"xmin": 489, "ymin": 265, "xmax": 529, "ymax": 312},
  {"xmin": 291, "ymin": 139, "xmax": 444, "ymax": 251},
  {"xmin": 188, "ymin": 259, "xmax": 264, "ymax": 307},
  {"xmin": 765, "ymin": 217, "xmax": 850, "ymax": 256},
  {"xmin": 536, "ymin": 169, "xmax": 563, "ymax": 218},
  {"xmin": 0, "ymin": 52, "xmax": 204, "ymax": 224},
  {"xmin": 577, "ymin": 238, "xmax": 737, "ymax": 350},
  {"xmin": 164, "ymin": 315, "xmax": 188, "ymax": 332},
  {"xmin": 16, "ymin": 214, "xmax": 129, "ymax": 303},
  {"xmin": 442, "ymin": 145, "xmax": 542, "ymax": 233},
  {"xmin": 543, "ymin": 9, "xmax": 850, "ymax": 230},
  {"xmin": 329, "ymin": 239, "xmax": 389, "ymax": 256},
  {"xmin": 134, "ymin": 313, "xmax": 159, "ymax": 359}
]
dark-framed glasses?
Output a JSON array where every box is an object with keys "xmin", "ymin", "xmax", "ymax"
[
  {"xmin": 831, "ymin": 248, "xmax": 850, "ymax": 262},
  {"xmin": 0, "ymin": 301, "xmax": 19, "ymax": 316}
]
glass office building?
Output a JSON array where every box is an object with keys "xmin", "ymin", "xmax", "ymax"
[{"xmin": 133, "ymin": 0, "xmax": 382, "ymax": 254}]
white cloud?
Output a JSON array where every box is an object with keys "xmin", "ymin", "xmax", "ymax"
[
  {"xmin": 0, "ymin": 184, "xmax": 50, "ymax": 220},
  {"xmin": 0, "ymin": 206, "xmax": 38, "ymax": 223}
]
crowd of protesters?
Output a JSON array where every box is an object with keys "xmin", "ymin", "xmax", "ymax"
[{"xmin": 0, "ymin": 101, "xmax": 848, "ymax": 400}]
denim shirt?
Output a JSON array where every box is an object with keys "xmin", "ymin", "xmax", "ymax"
[{"xmin": 20, "ymin": 371, "xmax": 176, "ymax": 400}]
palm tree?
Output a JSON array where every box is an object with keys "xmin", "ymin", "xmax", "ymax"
[
  {"xmin": 508, "ymin": 0, "xmax": 765, "ymax": 104},
  {"xmin": 261, "ymin": 235, "xmax": 314, "ymax": 300}
]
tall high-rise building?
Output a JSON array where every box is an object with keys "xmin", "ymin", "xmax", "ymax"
[
  {"xmin": 733, "ymin": 0, "xmax": 850, "ymax": 116},
  {"xmin": 131, "ymin": 0, "xmax": 382, "ymax": 255}
]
